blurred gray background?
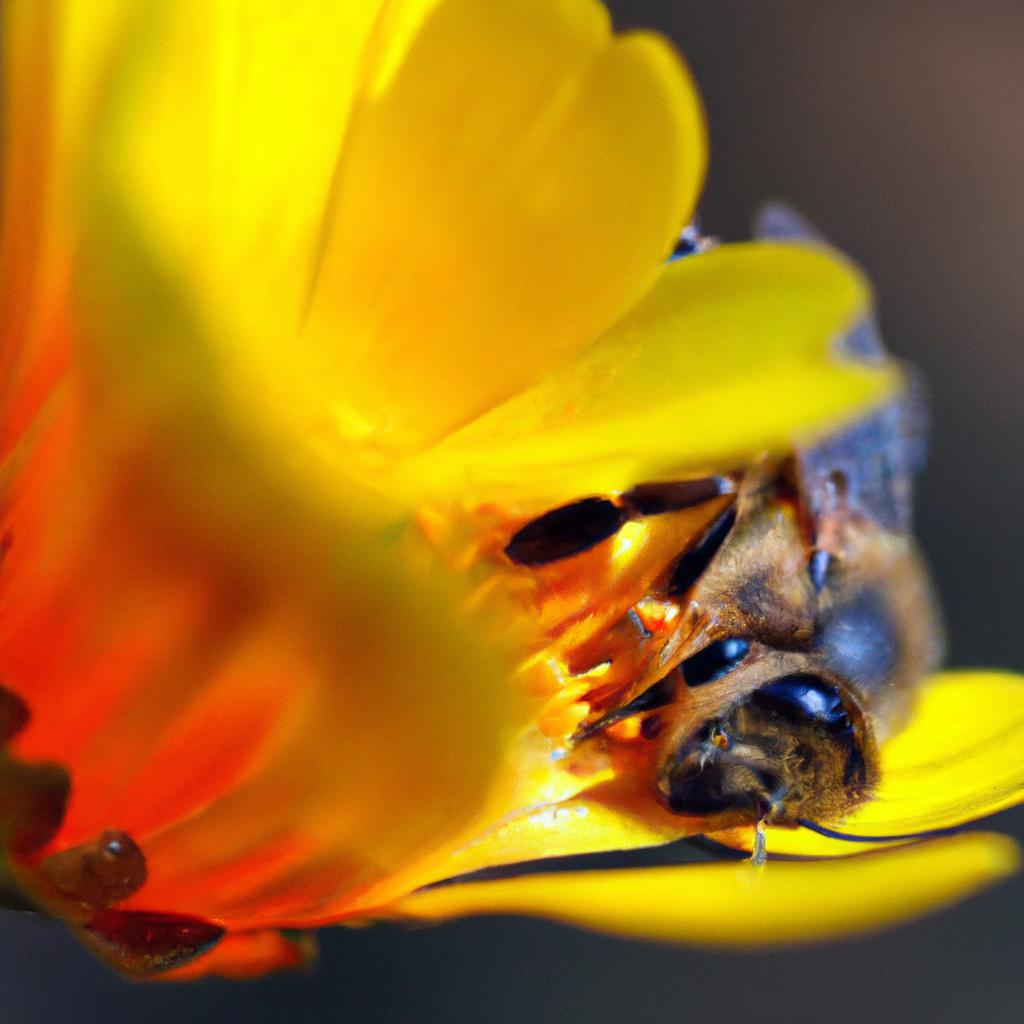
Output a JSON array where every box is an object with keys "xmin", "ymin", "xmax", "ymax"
[{"xmin": 3, "ymin": 2, "xmax": 1022, "ymax": 1021}]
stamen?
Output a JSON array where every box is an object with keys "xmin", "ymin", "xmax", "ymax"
[
  {"xmin": 621, "ymin": 476, "xmax": 734, "ymax": 516},
  {"xmin": 505, "ymin": 498, "xmax": 626, "ymax": 566}
]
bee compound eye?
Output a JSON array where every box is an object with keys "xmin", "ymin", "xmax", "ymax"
[
  {"xmin": 504, "ymin": 498, "xmax": 626, "ymax": 566},
  {"xmin": 662, "ymin": 758, "xmax": 736, "ymax": 816},
  {"xmin": 681, "ymin": 637, "xmax": 750, "ymax": 688},
  {"xmin": 754, "ymin": 674, "xmax": 854, "ymax": 735}
]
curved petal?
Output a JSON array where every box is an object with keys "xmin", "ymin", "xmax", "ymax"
[
  {"xmin": 88, "ymin": 0, "xmax": 388, "ymax": 356},
  {"xmin": 158, "ymin": 929, "xmax": 317, "ymax": 982},
  {"xmin": 4, "ymin": 1, "xmax": 546, "ymax": 952},
  {"xmin": 712, "ymin": 671, "xmax": 1024, "ymax": 858},
  {"xmin": 433, "ymin": 797, "xmax": 678, "ymax": 881},
  {"xmin": 395, "ymin": 833, "xmax": 1020, "ymax": 946},
  {"xmin": 0, "ymin": 374, "xmax": 529, "ymax": 934},
  {"xmin": 1, "ymin": 1, "xmax": 130, "ymax": 448},
  {"xmin": 305, "ymin": 0, "xmax": 704, "ymax": 449},
  {"xmin": 407, "ymin": 242, "xmax": 898, "ymax": 506},
  {"xmin": 93, "ymin": 0, "xmax": 704, "ymax": 456}
]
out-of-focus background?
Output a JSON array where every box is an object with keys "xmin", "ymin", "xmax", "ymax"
[{"xmin": 3, "ymin": 2, "xmax": 1023, "ymax": 1021}]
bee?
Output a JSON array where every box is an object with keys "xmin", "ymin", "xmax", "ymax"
[{"xmin": 500, "ymin": 241, "xmax": 942, "ymax": 845}]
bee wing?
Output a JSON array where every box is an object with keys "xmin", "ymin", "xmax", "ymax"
[
  {"xmin": 798, "ymin": 383, "xmax": 927, "ymax": 535},
  {"xmin": 753, "ymin": 204, "xmax": 927, "ymax": 534},
  {"xmin": 753, "ymin": 201, "xmax": 827, "ymax": 245}
]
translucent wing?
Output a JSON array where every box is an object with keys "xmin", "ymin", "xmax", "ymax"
[{"xmin": 755, "ymin": 203, "xmax": 926, "ymax": 534}]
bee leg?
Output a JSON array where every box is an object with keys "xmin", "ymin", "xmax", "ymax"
[
  {"xmin": 749, "ymin": 819, "xmax": 768, "ymax": 868},
  {"xmin": 572, "ymin": 672, "xmax": 677, "ymax": 744}
]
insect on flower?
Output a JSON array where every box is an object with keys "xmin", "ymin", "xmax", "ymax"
[
  {"xmin": 498, "ymin": 210, "xmax": 943, "ymax": 858},
  {"xmin": 3, "ymin": 0, "xmax": 1024, "ymax": 981}
]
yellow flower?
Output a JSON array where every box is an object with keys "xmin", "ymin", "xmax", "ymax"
[{"xmin": 1, "ymin": 0, "xmax": 1021, "ymax": 981}]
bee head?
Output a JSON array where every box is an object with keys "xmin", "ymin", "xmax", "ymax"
[{"xmin": 657, "ymin": 674, "xmax": 875, "ymax": 827}]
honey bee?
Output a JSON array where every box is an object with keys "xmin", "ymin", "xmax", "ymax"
[
  {"xmin": 504, "ymin": 392, "xmax": 941, "ymax": 842},
  {"xmin": 501, "ymin": 213, "xmax": 943, "ymax": 846}
]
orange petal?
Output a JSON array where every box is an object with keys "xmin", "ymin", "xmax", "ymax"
[
  {"xmin": 0, "ymin": 381, "xmax": 529, "ymax": 929},
  {"xmin": 2, "ymin": 2, "xmax": 542, "ymax": 943},
  {"xmin": 158, "ymin": 929, "xmax": 317, "ymax": 982},
  {"xmin": 1, "ymin": 2, "xmax": 129, "ymax": 452}
]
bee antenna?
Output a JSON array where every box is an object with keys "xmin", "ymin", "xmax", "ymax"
[{"xmin": 796, "ymin": 819, "xmax": 966, "ymax": 843}]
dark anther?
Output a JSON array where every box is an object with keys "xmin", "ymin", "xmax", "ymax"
[
  {"xmin": 668, "ymin": 505, "xmax": 737, "ymax": 596},
  {"xmin": 39, "ymin": 829, "xmax": 147, "ymax": 913},
  {"xmin": 681, "ymin": 638, "xmax": 750, "ymax": 688},
  {"xmin": 83, "ymin": 909, "xmax": 226, "ymax": 976},
  {"xmin": 574, "ymin": 673, "xmax": 677, "ymax": 743},
  {"xmin": 621, "ymin": 476, "xmax": 733, "ymax": 517},
  {"xmin": 808, "ymin": 548, "xmax": 831, "ymax": 593},
  {"xmin": 505, "ymin": 498, "xmax": 627, "ymax": 566},
  {"xmin": 0, "ymin": 685, "xmax": 29, "ymax": 743}
]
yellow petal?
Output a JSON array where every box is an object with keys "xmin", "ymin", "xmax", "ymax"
[
  {"xmin": 435, "ymin": 796, "xmax": 680, "ymax": 880},
  {"xmin": 305, "ymin": 0, "xmax": 704, "ymax": 449},
  {"xmin": 713, "ymin": 671, "xmax": 1024, "ymax": 858},
  {"xmin": 407, "ymin": 242, "xmax": 898, "ymax": 506},
  {"xmin": 6, "ymin": 3, "xmax": 536, "ymax": 921},
  {"xmin": 395, "ymin": 833, "xmax": 1019, "ymax": 946},
  {"xmin": 91, "ymin": 0, "xmax": 386, "ymax": 350}
]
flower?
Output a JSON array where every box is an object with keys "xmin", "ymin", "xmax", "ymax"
[{"xmin": 1, "ymin": 0, "xmax": 1022, "ymax": 981}]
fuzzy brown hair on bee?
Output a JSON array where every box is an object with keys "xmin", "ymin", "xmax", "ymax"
[
  {"xmin": 643, "ymin": 434, "xmax": 941, "ymax": 832},
  {"xmin": 656, "ymin": 673, "xmax": 878, "ymax": 829},
  {"xmin": 503, "ymin": 384, "xmax": 943, "ymax": 839}
]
